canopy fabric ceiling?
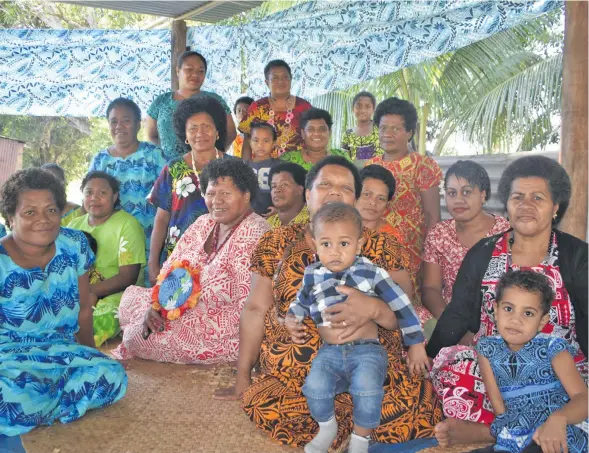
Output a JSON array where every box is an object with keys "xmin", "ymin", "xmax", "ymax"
[{"xmin": 0, "ymin": 0, "xmax": 559, "ymax": 117}]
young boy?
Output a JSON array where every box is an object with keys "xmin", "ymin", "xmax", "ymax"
[
  {"xmin": 286, "ymin": 202, "xmax": 429, "ymax": 453},
  {"xmin": 247, "ymin": 121, "xmax": 280, "ymax": 216}
]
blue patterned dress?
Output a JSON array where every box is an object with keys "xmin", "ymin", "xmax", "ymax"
[
  {"xmin": 89, "ymin": 141, "xmax": 166, "ymax": 279},
  {"xmin": 0, "ymin": 224, "xmax": 6, "ymax": 239},
  {"xmin": 477, "ymin": 334, "xmax": 588, "ymax": 453},
  {"xmin": 0, "ymin": 228, "xmax": 128, "ymax": 436}
]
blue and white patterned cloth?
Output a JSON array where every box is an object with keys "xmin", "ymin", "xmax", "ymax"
[
  {"xmin": 89, "ymin": 141, "xmax": 166, "ymax": 274},
  {"xmin": 0, "ymin": 223, "xmax": 6, "ymax": 239},
  {"xmin": 0, "ymin": 228, "xmax": 127, "ymax": 436},
  {"xmin": 289, "ymin": 256, "xmax": 424, "ymax": 346},
  {"xmin": 477, "ymin": 334, "xmax": 588, "ymax": 453},
  {"xmin": 0, "ymin": 1, "xmax": 557, "ymax": 116}
]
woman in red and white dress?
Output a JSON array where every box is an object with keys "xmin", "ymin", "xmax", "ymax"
[{"xmin": 113, "ymin": 159, "xmax": 269, "ymax": 364}]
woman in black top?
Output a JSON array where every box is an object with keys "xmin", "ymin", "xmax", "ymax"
[{"xmin": 426, "ymin": 156, "xmax": 588, "ymax": 447}]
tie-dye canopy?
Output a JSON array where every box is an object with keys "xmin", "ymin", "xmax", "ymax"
[{"xmin": 0, "ymin": 0, "xmax": 558, "ymax": 117}]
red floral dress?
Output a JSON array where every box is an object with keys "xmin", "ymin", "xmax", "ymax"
[
  {"xmin": 430, "ymin": 231, "xmax": 588, "ymax": 425},
  {"xmin": 238, "ymin": 96, "xmax": 312, "ymax": 157},
  {"xmin": 422, "ymin": 216, "xmax": 511, "ymax": 305}
]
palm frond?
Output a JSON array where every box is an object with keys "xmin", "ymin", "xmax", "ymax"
[{"xmin": 457, "ymin": 53, "xmax": 562, "ymax": 151}]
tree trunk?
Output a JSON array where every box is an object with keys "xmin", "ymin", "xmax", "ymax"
[
  {"xmin": 171, "ymin": 20, "xmax": 187, "ymax": 91},
  {"xmin": 560, "ymin": 1, "xmax": 588, "ymax": 240},
  {"xmin": 418, "ymin": 103, "xmax": 429, "ymax": 155}
]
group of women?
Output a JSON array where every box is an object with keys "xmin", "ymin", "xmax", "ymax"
[{"xmin": 0, "ymin": 51, "xmax": 586, "ymax": 453}]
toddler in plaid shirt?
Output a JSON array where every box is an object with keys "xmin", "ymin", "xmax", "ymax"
[{"xmin": 286, "ymin": 203, "xmax": 428, "ymax": 453}]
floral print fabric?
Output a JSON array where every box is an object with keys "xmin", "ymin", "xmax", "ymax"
[{"xmin": 238, "ymin": 96, "xmax": 312, "ymax": 157}]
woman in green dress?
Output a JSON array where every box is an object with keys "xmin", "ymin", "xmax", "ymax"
[
  {"xmin": 280, "ymin": 107, "xmax": 350, "ymax": 170},
  {"xmin": 68, "ymin": 171, "xmax": 146, "ymax": 346}
]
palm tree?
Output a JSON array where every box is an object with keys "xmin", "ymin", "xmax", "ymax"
[{"xmin": 313, "ymin": 9, "xmax": 563, "ymax": 155}]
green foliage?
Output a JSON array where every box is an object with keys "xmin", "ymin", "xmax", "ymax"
[
  {"xmin": 311, "ymin": 8, "xmax": 564, "ymax": 155},
  {"xmin": 0, "ymin": 116, "xmax": 111, "ymax": 181}
]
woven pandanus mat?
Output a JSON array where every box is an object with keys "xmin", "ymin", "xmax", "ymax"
[{"xmin": 22, "ymin": 357, "xmax": 298, "ymax": 453}]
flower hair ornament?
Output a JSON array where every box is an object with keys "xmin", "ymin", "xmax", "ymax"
[{"xmin": 151, "ymin": 260, "xmax": 202, "ymax": 321}]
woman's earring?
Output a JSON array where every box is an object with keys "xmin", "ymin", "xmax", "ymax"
[
  {"xmin": 216, "ymin": 133, "xmax": 220, "ymax": 140},
  {"xmin": 185, "ymin": 139, "xmax": 189, "ymax": 144}
]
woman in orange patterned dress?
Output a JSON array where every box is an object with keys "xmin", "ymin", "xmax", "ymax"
[
  {"xmin": 365, "ymin": 98, "xmax": 443, "ymax": 325},
  {"xmin": 238, "ymin": 60, "xmax": 312, "ymax": 160},
  {"xmin": 214, "ymin": 156, "xmax": 442, "ymax": 449},
  {"xmin": 356, "ymin": 164, "xmax": 405, "ymax": 245}
]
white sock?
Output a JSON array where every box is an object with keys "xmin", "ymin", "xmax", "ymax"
[
  {"xmin": 304, "ymin": 417, "xmax": 338, "ymax": 453},
  {"xmin": 348, "ymin": 432, "xmax": 370, "ymax": 453}
]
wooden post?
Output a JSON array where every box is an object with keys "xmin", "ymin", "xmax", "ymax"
[
  {"xmin": 560, "ymin": 1, "xmax": 588, "ymax": 240},
  {"xmin": 171, "ymin": 20, "xmax": 187, "ymax": 91}
]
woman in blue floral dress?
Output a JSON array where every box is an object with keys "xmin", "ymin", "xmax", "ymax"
[
  {"xmin": 0, "ymin": 168, "xmax": 127, "ymax": 436},
  {"xmin": 148, "ymin": 94, "xmax": 234, "ymax": 286}
]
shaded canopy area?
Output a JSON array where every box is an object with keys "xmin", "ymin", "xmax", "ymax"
[{"xmin": 0, "ymin": 0, "xmax": 558, "ymax": 117}]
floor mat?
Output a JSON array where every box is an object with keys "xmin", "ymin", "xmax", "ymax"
[{"xmin": 21, "ymin": 359, "xmax": 295, "ymax": 453}]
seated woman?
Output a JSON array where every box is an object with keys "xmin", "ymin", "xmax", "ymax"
[
  {"xmin": 89, "ymin": 97, "xmax": 166, "ymax": 280},
  {"xmin": 356, "ymin": 164, "xmax": 404, "ymax": 244},
  {"xmin": 422, "ymin": 160, "xmax": 509, "ymax": 322},
  {"xmin": 148, "ymin": 94, "xmax": 234, "ymax": 286},
  {"xmin": 266, "ymin": 161, "xmax": 309, "ymax": 228},
  {"xmin": 0, "ymin": 168, "xmax": 127, "ymax": 436},
  {"xmin": 214, "ymin": 156, "xmax": 442, "ymax": 449},
  {"xmin": 68, "ymin": 171, "xmax": 146, "ymax": 347},
  {"xmin": 426, "ymin": 156, "xmax": 587, "ymax": 447},
  {"xmin": 342, "ymin": 91, "xmax": 382, "ymax": 161},
  {"xmin": 112, "ymin": 159, "xmax": 269, "ymax": 365},
  {"xmin": 41, "ymin": 163, "xmax": 83, "ymax": 225},
  {"xmin": 280, "ymin": 108, "xmax": 350, "ymax": 170}
]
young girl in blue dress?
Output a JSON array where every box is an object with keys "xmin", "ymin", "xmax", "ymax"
[{"xmin": 471, "ymin": 270, "xmax": 588, "ymax": 453}]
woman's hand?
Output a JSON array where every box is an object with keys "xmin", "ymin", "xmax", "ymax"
[
  {"xmin": 323, "ymin": 285, "xmax": 376, "ymax": 340},
  {"xmin": 406, "ymin": 343, "xmax": 431, "ymax": 377},
  {"xmin": 148, "ymin": 259, "xmax": 161, "ymax": 287},
  {"xmin": 213, "ymin": 373, "xmax": 251, "ymax": 401},
  {"xmin": 142, "ymin": 308, "xmax": 164, "ymax": 339},
  {"xmin": 532, "ymin": 413, "xmax": 568, "ymax": 453},
  {"xmin": 285, "ymin": 313, "xmax": 309, "ymax": 344}
]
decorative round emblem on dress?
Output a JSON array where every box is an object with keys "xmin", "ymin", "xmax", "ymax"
[{"xmin": 151, "ymin": 260, "xmax": 202, "ymax": 321}]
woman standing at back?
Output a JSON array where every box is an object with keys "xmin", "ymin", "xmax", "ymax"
[{"xmin": 146, "ymin": 50, "xmax": 237, "ymax": 160}]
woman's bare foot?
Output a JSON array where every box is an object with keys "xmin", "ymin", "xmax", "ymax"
[{"xmin": 435, "ymin": 418, "xmax": 494, "ymax": 447}]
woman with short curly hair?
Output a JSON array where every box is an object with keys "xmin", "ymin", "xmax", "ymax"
[
  {"xmin": 0, "ymin": 168, "xmax": 127, "ymax": 435},
  {"xmin": 113, "ymin": 159, "xmax": 269, "ymax": 364},
  {"xmin": 426, "ymin": 156, "xmax": 588, "ymax": 448},
  {"xmin": 148, "ymin": 94, "xmax": 235, "ymax": 286}
]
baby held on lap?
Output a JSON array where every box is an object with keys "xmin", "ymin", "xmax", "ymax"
[{"xmin": 286, "ymin": 202, "xmax": 429, "ymax": 453}]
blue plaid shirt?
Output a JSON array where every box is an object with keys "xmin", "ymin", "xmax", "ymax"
[{"xmin": 288, "ymin": 256, "xmax": 425, "ymax": 346}]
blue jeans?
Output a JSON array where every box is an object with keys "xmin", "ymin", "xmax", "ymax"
[{"xmin": 302, "ymin": 339, "xmax": 388, "ymax": 429}]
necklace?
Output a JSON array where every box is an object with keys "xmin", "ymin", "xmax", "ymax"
[
  {"xmin": 191, "ymin": 148, "xmax": 220, "ymax": 175},
  {"xmin": 204, "ymin": 210, "xmax": 252, "ymax": 265},
  {"xmin": 268, "ymin": 95, "xmax": 295, "ymax": 155},
  {"xmin": 507, "ymin": 230, "xmax": 553, "ymax": 269}
]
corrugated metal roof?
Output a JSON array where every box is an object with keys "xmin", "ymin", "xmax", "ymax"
[
  {"xmin": 0, "ymin": 137, "xmax": 25, "ymax": 187},
  {"xmin": 53, "ymin": 1, "xmax": 263, "ymax": 22}
]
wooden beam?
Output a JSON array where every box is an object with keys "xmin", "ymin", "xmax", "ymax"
[
  {"xmin": 170, "ymin": 20, "xmax": 187, "ymax": 91},
  {"xmin": 560, "ymin": 1, "xmax": 588, "ymax": 240}
]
